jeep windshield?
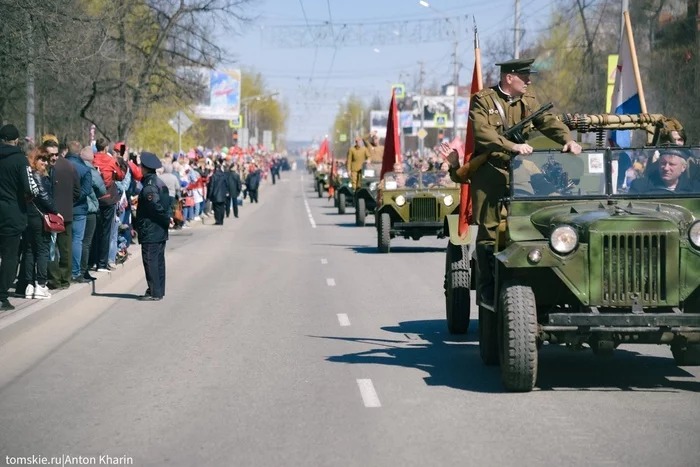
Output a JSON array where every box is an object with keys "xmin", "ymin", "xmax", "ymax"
[
  {"xmin": 511, "ymin": 150, "xmax": 596, "ymax": 199},
  {"xmin": 383, "ymin": 170, "xmax": 455, "ymax": 190},
  {"xmin": 361, "ymin": 162, "xmax": 382, "ymax": 179},
  {"xmin": 511, "ymin": 147, "xmax": 700, "ymax": 199},
  {"xmin": 614, "ymin": 147, "xmax": 700, "ymax": 198}
]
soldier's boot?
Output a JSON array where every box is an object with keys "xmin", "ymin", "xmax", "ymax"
[{"xmin": 476, "ymin": 243, "xmax": 496, "ymax": 308}]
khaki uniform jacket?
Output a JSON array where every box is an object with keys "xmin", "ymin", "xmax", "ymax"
[
  {"xmin": 470, "ymin": 85, "xmax": 573, "ymax": 165},
  {"xmin": 347, "ymin": 146, "xmax": 371, "ymax": 172}
]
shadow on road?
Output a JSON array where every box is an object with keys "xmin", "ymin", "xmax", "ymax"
[
  {"xmin": 91, "ymin": 292, "xmax": 142, "ymax": 300},
  {"xmin": 315, "ymin": 319, "xmax": 700, "ymax": 393},
  {"xmin": 312, "ymin": 243, "xmax": 444, "ymax": 254},
  {"xmin": 312, "ymin": 319, "xmax": 504, "ymax": 393}
]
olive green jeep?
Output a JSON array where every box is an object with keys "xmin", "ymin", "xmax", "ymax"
[
  {"xmin": 354, "ymin": 162, "xmax": 382, "ymax": 226},
  {"xmin": 375, "ymin": 169, "xmax": 460, "ymax": 253},
  {"xmin": 447, "ymin": 146, "xmax": 700, "ymax": 392},
  {"xmin": 313, "ymin": 169, "xmax": 330, "ymax": 198},
  {"xmin": 333, "ymin": 169, "xmax": 354, "ymax": 214}
]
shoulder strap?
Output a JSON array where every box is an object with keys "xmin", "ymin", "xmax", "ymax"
[{"xmin": 490, "ymin": 95, "xmax": 510, "ymax": 132}]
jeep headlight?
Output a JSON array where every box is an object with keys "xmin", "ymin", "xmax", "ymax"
[
  {"xmin": 690, "ymin": 222, "xmax": 700, "ymax": 247},
  {"xmin": 550, "ymin": 225, "xmax": 578, "ymax": 254},
  {"xmin": 369, "ymin": 182, "xmax": 378, "ymax": 191},
  {"xmin": 443, "ymin": 195, "xmax": 454, "ymax": 207},
  {"xmin": 395, "ymin": 195, "xmax": 406, "ymax": 207}
]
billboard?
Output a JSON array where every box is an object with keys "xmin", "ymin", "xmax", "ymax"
[
  {"xmin": 370, "ymin": 110, "xmax": 389, "ymax": 139},
  {"xmin": 398, "ymin": 93, "xmax": 467, "ymax": 129},
  {"xmin": 188, "ymin": 68, "xmax": 241, "ymax": 120}
]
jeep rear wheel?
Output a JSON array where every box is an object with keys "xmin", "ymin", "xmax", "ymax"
[
  {"xmin": 671, "ymin": 344, "xmax": 700, "ymax": 366},
  {"xmin": 479, "ymin": 306, "xmax": 499, "ymax": 365},
  {"xmin": 378, "ymin": 213, "xmax": 391, "ymax": 253},
  {"xmin": 317, "ymin": 182, "xmax": 323, "ymax": 198},
  {"xmin": 356, "ymin": 198, "xmax": 366, "ymax": 226},
  {"xmin": 338, "ymin": 193, "xmax": 346, "ymax": 214},
  {"xmin": 500, "ymin": 283, "xmax": 538, "ymax": 392},
  {"xmin": 444, "ymin": 243, "xmax": 471, "ymax": 334}
]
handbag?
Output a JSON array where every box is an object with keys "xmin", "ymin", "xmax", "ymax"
[
  {"xmin": 43, "ymin": 213, "xmax": 65, "ymax": 233},
  {"xmin": 173, "ymin": 201, "xmax": 184, "ymax": 223}
]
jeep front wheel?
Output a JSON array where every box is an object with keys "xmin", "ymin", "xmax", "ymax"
[
  {"xmin": 317, "ymin": 182, "xmax": 323, "ymax": 198},
  {"xmin": 500, "ymin": 282, "xmax": 538, "ymax": 392},
  {"xmin": 338, "ymin": 193, "xmax": 346, "ymax": 214},
  {"xmin": 356, "ymin": 198, "xmax": 366, "ymax": 226},
  {"xmin": 444, "ymin": 243, "xmax": 471, "ymax": 334},
  {"xmin": 378, "ymin": 213, "xmax": 391, "ymax": 253}
]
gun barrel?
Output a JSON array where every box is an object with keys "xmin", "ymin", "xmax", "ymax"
[{"xmin": 559, "ymin": 113, "xmax": 667, "ymax": 132}]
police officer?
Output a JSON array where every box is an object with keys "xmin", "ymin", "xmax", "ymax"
[
  {"xmin": 135, "ymin": 152, "xmax": 172, "ymax": 301},
  {"xmin": 453, "ymin": 58, "xmax": 581, "ymax": 306}
]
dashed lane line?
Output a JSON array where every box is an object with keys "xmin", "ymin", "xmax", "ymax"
[
  {"xmin": 337, "ymin": 313, "xmax": 351, "ymax": 326},
  {"xmin": 321, "ymin": 258, "xmax": 328, "ymax": 264},
  {"xmin": 356, "ymin": 379, "xmax": 381, "ymax": 408},
  {"xmin": 326, "ymin": 278, "xmax": 336, "ymax": 287},
  {"xmin": 300, "ymin": 175, "xmax": 317, "ymax": 229}
]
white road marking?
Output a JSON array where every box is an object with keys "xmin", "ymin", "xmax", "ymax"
[
  {"xmin": 337, "ymin": 313, "xmax": 351, "ymax": 326},
  {"xmin": 300, "ymin": 176, "xmax": 317, "ymax": 229},
  {"xmin": 321, "ymin": 258, "xmax": 328, "ymax": 264},
  {"xmin": 326, "ymin": 278, "xmax": 336, "ymax": 287},
  {"xmin": 356, "ymin": 379, "xmax": 381, "ymax": 408}
]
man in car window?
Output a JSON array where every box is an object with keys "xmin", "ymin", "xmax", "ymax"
[{"xmin": 629, "ymin": 149, "xmax": 699, "ymax": 194}]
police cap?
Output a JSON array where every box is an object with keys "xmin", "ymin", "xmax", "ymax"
[
  {"xmin": 495, "ymin": 58, "xmax": 537, "ymax": 74},
  {"xmin": 141, "ymin": 152, "xmax": 162, "ymax": 170}
]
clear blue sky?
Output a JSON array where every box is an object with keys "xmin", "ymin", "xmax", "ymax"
[{"xmin": 222, "ymin": 0, "xmax": 554, "ymax": 141}]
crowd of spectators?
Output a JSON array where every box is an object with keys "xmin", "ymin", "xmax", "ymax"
[{"xmin": 0, "ymin": 124, "xmax": 283, "ymax": 311}]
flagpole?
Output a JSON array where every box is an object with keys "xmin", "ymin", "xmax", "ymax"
[
  {"xmin": 474, "ymin": 18, "xmax": 483, "ymax": 91},
  {"xmin": 623, "ymin": 10, "xmax": 647, "ymax": 113}
]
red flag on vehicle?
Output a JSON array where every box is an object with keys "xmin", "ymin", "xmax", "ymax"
[
  {"xmin": 315, "ymin": 138, "xmax": 329, "ymax": 164},
  {"xmin": 380, "ymin": 89, "xmax": 402, "ymax": 180},
  {"xmin": 328, "ymin": 151, "xmax": 336, "ymax": 199},
  {"xmin": 458, "ymin": 36, "xmax": 483, "ymax": 238}
]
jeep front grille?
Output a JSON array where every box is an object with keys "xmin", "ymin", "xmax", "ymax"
[
  {"xmin": 601, "ymin": 233, "xmax": 666, "ymax": 305},
  {"xmin": 410, "ymin": 198, "xmax": 437, "ymax": 222}
]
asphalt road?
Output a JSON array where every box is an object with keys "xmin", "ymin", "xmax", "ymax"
[{"xmin": 0, "ymin": 168, "xmax": 699, "ymax": 467}]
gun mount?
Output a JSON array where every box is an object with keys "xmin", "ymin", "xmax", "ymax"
[{"xmin": 558, "ymin": 113, "xmax": 681, "ymax": 147}]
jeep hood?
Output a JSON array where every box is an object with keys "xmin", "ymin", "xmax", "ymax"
[{"xmin": 530, "ymin": 201, "xmax": 693, "ymax": 237}]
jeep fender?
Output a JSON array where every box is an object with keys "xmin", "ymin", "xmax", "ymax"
[{"xmin": 446, "ymin": 214, "xmax": 471, "ymax": 246}]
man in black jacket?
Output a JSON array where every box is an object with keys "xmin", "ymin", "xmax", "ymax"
[
  {"xmin": 0, "ymin": 124, "xmax": 40, "ymax": 310},
  {"xmin": 207, "ymin": 163, "xmax": 230, "ymax": 225},
  {"xmin": 245, "ymin": 167, "xmax": 261, "ymax": 204},
  {"xmin": 135, "ymin": 153, "xmax": 172, "ymax": 302},
  {"xmin": 45, "ymin": 138, "xmax": 80, "ymax": 290},
  {"xmin": 225, "ymin": 165, "xmax": 242, "ymax": 219}
]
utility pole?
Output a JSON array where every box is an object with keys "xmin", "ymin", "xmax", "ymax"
[
  {"xmin": 452, "ymin": 40, "xmax": 459, "ymax": 139},
  {"xmin": 418, "ymin": 61, "xmax": 425, "ymax": 156},
  {"xmin": 514, "ymin": 0, "xmax": 521, "ymax": 59}
]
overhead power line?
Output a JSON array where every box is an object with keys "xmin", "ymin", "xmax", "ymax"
[{"xmin": 261, "ymin": 15, "xmax": 470, "ymax": 49}]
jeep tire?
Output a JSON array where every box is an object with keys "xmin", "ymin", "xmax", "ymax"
[
  {"xmin": 317, "ymin": 181, "xmax": 323, "ymax": 198},
  {"xmin": 671, "ymin": 343, "xmax": 700, "ymax": 366},
  {"xmin": 444, "ymin": 243, "xmax": 471, "ymax": 334},
  {"xmin": 338, "ymin": 193, "xmax": 346, "ymax": 214},
  {"xmin": 356, "ymin": 198, "xmax": 366, "ymax": 226},
  {"xmin": 378, "ymin": 213, "xmax": 391, "ymax": 253},
  {"xmin": 500, "ymin": 282, "xmax": 538, "ymax": 392}
]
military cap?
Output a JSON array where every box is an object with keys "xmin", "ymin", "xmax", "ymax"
[
  {"xmin": 141, "ymin": 152, "xmax": 162, "ymax": 170},
  {"xmin": 495, "ymin": 58, "xmax": 537, "ymax": 74}
]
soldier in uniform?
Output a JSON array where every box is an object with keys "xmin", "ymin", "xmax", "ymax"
[
  {"xmin": 455, "ymin": 58, "xmax": 582, "ymax": 306},
  {"xmin": 135, "ymin": 152, "xmax": 172, "ymax": 302},
  {"xmin": 347, "ymin": 136, "xmax": 371, "ymax": 190}
]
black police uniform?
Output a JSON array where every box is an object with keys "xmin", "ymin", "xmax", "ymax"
[{"xmin": 135, "ymin": 153, "xmax": 171, "ymax": 301}]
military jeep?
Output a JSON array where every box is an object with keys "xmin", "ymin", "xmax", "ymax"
[
  {"xmin": 448, "ymin": 146, "xmax": 700, "ymax": 392},
  {"xmin": 313, "ymin": 169, "xmax": 330, "ymax": 198},
  {"xmin": 375, "ymin": 169, "xmax": 459, "ymax": 253},
  {"xmin": 354, "ymin": 162, "xmax": 382, "ymax": 226},
  {"xmin": 333, "ymin": 171, "xmax": 355, "ymax": 214}
]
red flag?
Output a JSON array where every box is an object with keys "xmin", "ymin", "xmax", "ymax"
[
  {"xmin": 328, "ymin": 151, "xmax": 336, "ymax": 198},
  {"xmin": 315, "ymin": 138, "xmax": 329, "ymax": 164},
  {"xmin": 458, "ymin": 45, "xmax": 483, "ymax": 238},
  {"xmin": 380, "ymin": 89, "xmax": 402, "ymax": 180}
]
